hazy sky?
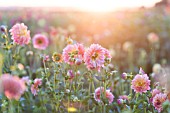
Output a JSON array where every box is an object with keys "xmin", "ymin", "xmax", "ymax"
[{"xmin": 0, "ymin": 0, "xmax": 161, "ymax": 11}]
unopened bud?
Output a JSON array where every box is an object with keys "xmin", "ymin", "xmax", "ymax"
[
  {"xmin": 0, "ymin": 25, "xmax": 7, "ymax": 33},
  {"xmin": 75, "ymin": 59, "xmax": 82, "ymax": 65},
  {"xmin": 121, "ymin": 72, "xmax": 127, "ymax": 80}
]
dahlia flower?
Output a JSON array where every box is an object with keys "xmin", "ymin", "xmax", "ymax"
[
  {"xmin": 131, "ymin": 74, "xmax": 150, "ymax": 94},
  {"xmin": 9, "ymin": 23, "xmax": 31, "ymax": 45},
  {"xmin": 84, "ymin": 44, "xmax": 105, "ymax": 71},
  {"xmin": 152, "ymin": 93, "xmax": 167, "ymax": 112},
  {"xmin": 31, "ymin": 78, "xmax": 42, "ymax": 96},
  {"xmin": 62, "ymin": 43, "xmax": 84, "ymax": 65},
  {"xmin": 0, "ymin": 74, "xmax": 26, "ymax": 100},
  {"xmin": 150, "ymin": 89, "xmax": 161, "ymax": 103},
  {"xmin": 94, "ymin": 87, "xmax": 114, "ymax": 104},
  {"xmin": 32, "ymin": 34, "xmax": 49, "ymax": 50}
]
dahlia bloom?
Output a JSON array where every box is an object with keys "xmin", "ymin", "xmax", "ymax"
[
  {"xmin": 150, "ymin": 89, "xmax": 161, "ymax": 103},
  {"xmin": 103, "ymin": 48, "xmax": 112, "ymax": 65},
  {"xmin": 152, "ymin": 93, "xmax": 167, "ymax": 112},
  {"xmin": 9, "ymin": 23, "xmax": 31, "ymax": 45},
  {"xmin": 62, "ymin": 43, "xmax": 85, "ymax": 65},
  {"xmin": 0, "ymin": 74, "xmax": 26, "ymax": 100},
  {"xmin": 94, "ymin": 87, "xmax": 114, "ymax": 104},
  {"xmin": 131, "ymin": 74, "xmax": 150, "ymax": 94},
  {"xmin": 152, "ymin": 89, "xmax": 161, "ymax": 98},
  {"xmin": 32, "ymin": 34, "xmax": 49, "ymax": 50},
  {"xmin": 84, "ymin": 44, "xmax": 106, "ymax": 71},
  {"xmin": 31, "ymin": 78, "xmax": 42, "ymax": 96}
]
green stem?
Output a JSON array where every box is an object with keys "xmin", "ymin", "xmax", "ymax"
[{"xmin": 9, "ymin": 100, "xmax": 14, "ymax": 113}]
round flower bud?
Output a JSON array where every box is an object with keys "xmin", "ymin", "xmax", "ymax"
[
  {"xmin": 117, "ymin": 99, "xmax": 123, "ymax": 105},
  {"xmin": 0, "ymin": 25, "xmax": 7, "ymax": 33},
  {"xmin": 75, "ymin": 59, "xmax": 82, "ymax": 65},
  {"xmin": 121, "ymin": 72, "xmax": 127, "ymax": 80}
]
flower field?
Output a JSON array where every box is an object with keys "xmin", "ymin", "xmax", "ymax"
[{"xmin": 0, "ymin": 6, "xmax": 170, "ymax": 113}]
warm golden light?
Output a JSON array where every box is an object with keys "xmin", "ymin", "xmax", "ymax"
[{"xmin": 1, "ymin": 0, "xmax": 161, "ymax": 12}]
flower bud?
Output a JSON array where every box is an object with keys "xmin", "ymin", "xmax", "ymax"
[
  {"xmin": 75, "ymin": 59, "xmax": 82, "ymax": 65},
  {"xmin": 1, "ymin": 33, "xmax": 7, "ymax": 39},
  {"xmin": 76, "ymin": 70, "xmax": 81, "ymax": 76},
  {"xmin": 117, "ymin": 99, "xmax": 123, "ymax": 105},
  {"xmin": 0, "ymin": 25, "xmax": 7, "ymax": 33},
  {"xmin": 121, "ymin": 72, "xmax": 127, "ymax": 80},
  {"xmin": 67, "ymin": 70, "xmax": 74, "ymax": 79}
]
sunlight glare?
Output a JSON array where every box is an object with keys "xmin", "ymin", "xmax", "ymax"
[{"xmin": 1, "ymin": 0, "xmax": 162, "ymax": 12}]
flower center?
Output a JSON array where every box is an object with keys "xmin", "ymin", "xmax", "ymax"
[
  {"xmin": 156, "ymin": 100, "xmax": 161, "ymax": 105},
  {"xmin": 19, "ymin": 30, "xmax": 27, "ymax": 37},
  {"xmin": 37, "ymin": 40, "xmax": 43, "ymax": 44},
  {"xmin": 92, "ymin": 53, "xmax": 98, "ymax": 60},
  {"xmin": 137, "ymin": 81, "xmax": 144, "ymax": 87}
]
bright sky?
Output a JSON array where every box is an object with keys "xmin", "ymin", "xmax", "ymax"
[{"xmin": 0, "ymin": 0, "xmax": 161, "ymax": 12}]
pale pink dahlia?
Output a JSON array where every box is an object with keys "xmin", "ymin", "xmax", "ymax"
[
  {"xmin": 62, "ymin": 43, "xmax": 85, "ymax": 65},
  {"xmin": 84, "ymin": 44, "xmax": 105, "ymax": 71},
  {"xmin": 32, "ymin": 34, "xmax": 49, "ymax": 50},
  {"xmin": 0, "ymin": 74, "xmax": 26, "ymax": 100},
  {"xmin": 131, "ymin": 74, "xmax": 150, "ymax": 94},
  {"xmin": 152, "ymin": 89, "xmax": 161, "ymax": 98},
  {"xmin": 9, "ymin": 23, "xmax": 31, "ymax": 45},
  {"xmin": 103, "ymin": 48, "xmax": 112, "ymax": 59},
  {"xmin": 94, "ymin": 87, "xmax": 114, "ymax": 104},
  {"xmin": 152, "ymin": 93, "xmax": 167, "ymax": 112},
  {"xmin": 150, "ymin": 89, "xmax": 161, "ymax": 103},
  {"xmin": 31, "ymin": 78, "xmax": 42, "ymax": 96}
]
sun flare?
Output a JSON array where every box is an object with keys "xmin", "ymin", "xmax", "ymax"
[{"xmin": 1, "ymin": 0, "xmax": 161, "ymax": 12}]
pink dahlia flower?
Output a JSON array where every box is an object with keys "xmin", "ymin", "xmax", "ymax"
[
  {"xmin": 103, "ymin": 48, "xmax": 112, "ymax": 59},
  {"xmin": 0, "ymin": 74, "xmax": 26, "ymax": 100},
  {"xmin": 31, "ymin": 78, "xmax": 42, "ymax": 96},
  {"xmin": 32, "ymin": 34, "xmax": 49, "ymax": 50},
  {"xmin": 62, "ymin": 43, "xmax": 85, "ymax": 65},
  {"xmin": 150, "ymin": 89, "xmax": 161, "ymax": 103},
  {"xmin": 152, "ymin": 89, "xmax": 161, "ymax": 98},
  {"xmin": 84, "ymin": 44, "xmax": 105, "ymax": 71},
  {"xmin": 131, "ymin": 74, "xmax": 150, "ymax": 94},
  {"xmin": 152, "ymin": 93, "xmax": 167, "ymax": 112},
  {"xmin": 94, "ymin": 87, "xmax": 114, "ymax": 104},
  {"xmin": 9, "ymin": 23, "xmax": 31, "ymax": 45}
]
